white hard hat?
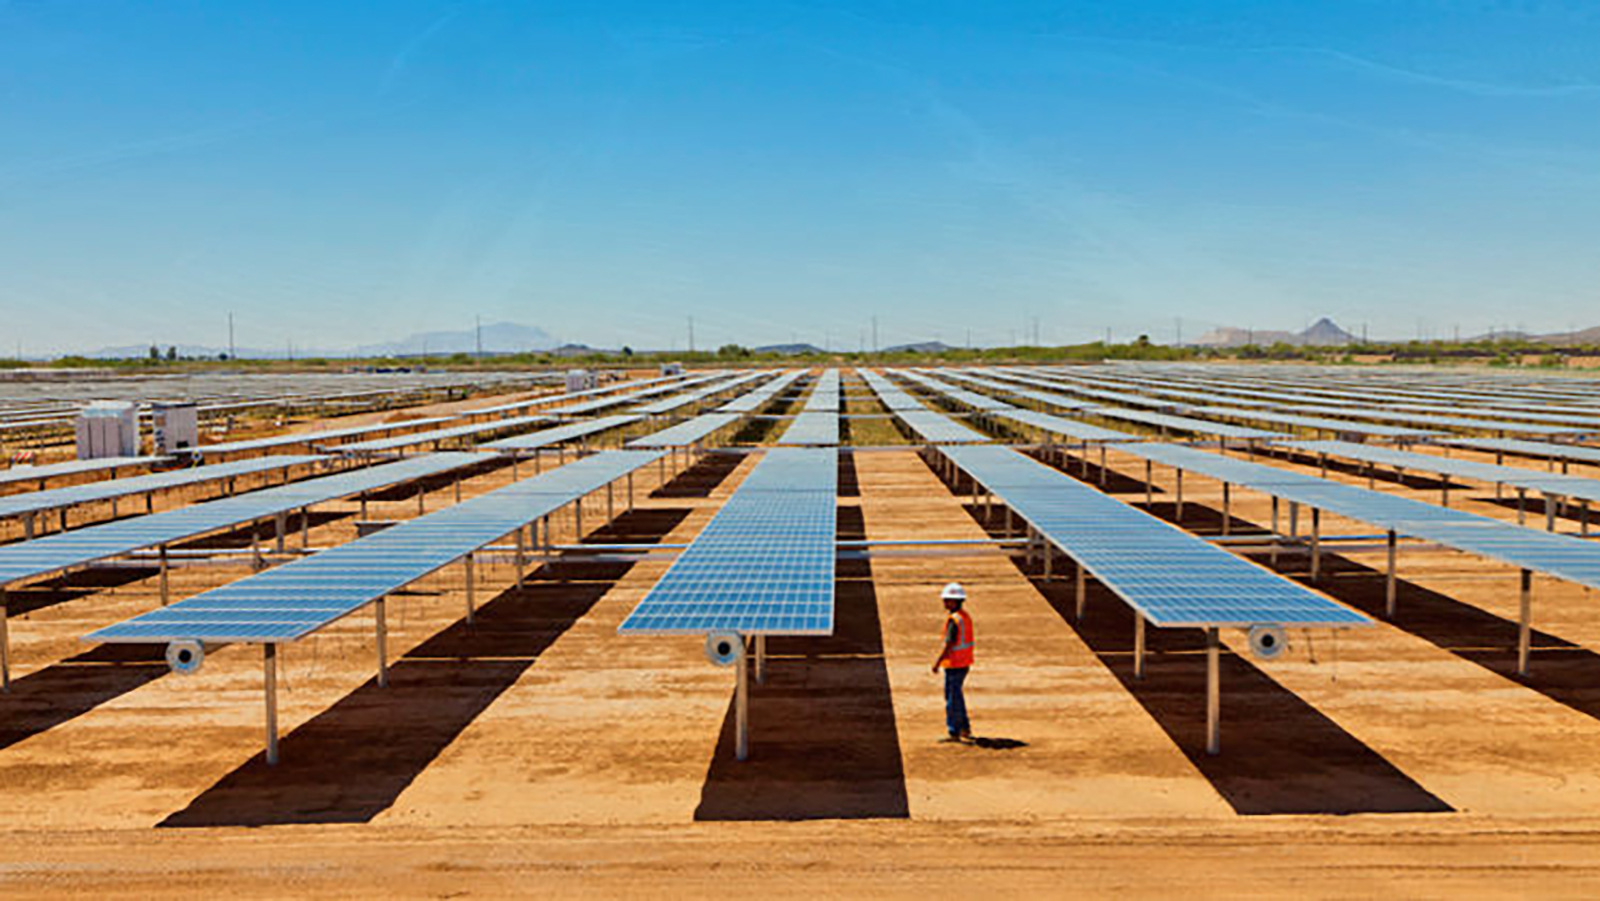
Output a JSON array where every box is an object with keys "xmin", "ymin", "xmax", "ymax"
[{"xmin": 941, "ymin": 582, "xmax": 967, "ymax": 601}]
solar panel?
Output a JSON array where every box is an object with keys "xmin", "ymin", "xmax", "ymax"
[
  {"xmin": 1279, "ymin": 439, "xmax": 1600, "ymax": 502},
  {"xmin": 1274, "ymin": 404, "xmax": 1584, "ymax": 437},
  {"xmin": 0, "ymin": 456, "xmax": 163, "ymax": 489},
  {"xmin": 857, "ymin": 370, "xmax": 925, "ymax": 411},
  {"xmin": 891, "ymin": 369, "xmax": 1140, "ymax": 444},
  {"xmin": 857, "ymin": 371, "xmax": 989, "ymax": 443},
  {"xmin": 461, "ymin": 375, "xmax": 681, "ymax": 417},
  {"xmin": 1118, "ymin": 442, "xmax": 1600, "ymax": 592},
  {"xmin": 633, "ymin": 372, "xmax": 768, "ymax": 415},
  {"xmin": 334, "ymin": 415, "xmax": 551, "ymax": 455},
  {"xmin": 191, "ymin": 418, "xmax": 456, "ymax": 457},
  {"xmin": 88, "ymin": 450, "xmax": 666, "ymax": 644},
  {"xmin": 777, "ymin": 410, "xmax": 839, "ymax": 446},
  {"xmin": 553, "ymin": 372, "xmax": 727, "ymax": 415},
  {"xmin": 1444, "ymin": 437, "xmax": 1600, "ymax": 466},
  {"xmin": 479, "ymin": 414, "xmax": 643, "ymax": 451},
  {"xmin": 1188, "ymin": 406, "xmax": 1444, "ymax": 440},
  {"xmin": 1087, "ymin": 407, "xmax": 1289, "ymax": 441},
  {"xmin": 626, "ymin": 412, "xmax": 742, "ymax": 448},
  {"xmin": 942, "ymin": 445, "xmax": 1368, "ymax": 628},
  {"xmin": 618, "ymin": 448, "xmax": 837, "ymax": 635},
  {"xmin": 0, "ymin": 452, "xmax": 484, "ymax": 589},
  {"xmin": 0, "ymin": 454, "xmax": 328, "ymax": 521},
  {"xmin": 802, "ymin": 370, "xmax": 842, "ymax": 412},
  {"xmin": 895, "ymin": 370, "xmax": 1013, "ymax": 412},
  {"xmin": 717, "ymin": 371, "xmax": 804, "ymax": 413}
]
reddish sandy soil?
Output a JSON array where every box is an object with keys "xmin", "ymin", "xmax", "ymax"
[{"xmin": 8, "ymin": 388, "xmax": 1600, "ymax": 895}]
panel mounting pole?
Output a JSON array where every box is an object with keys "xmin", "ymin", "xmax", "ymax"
[
  {"xmin": 375, "ymin": 597, "xmax": 389, "ymax": 688},
  {"xmin": 1385, "ymin": 530, "xmax": 1398, "ymax": 618},
  {"xmin": 274, "ymin": 511, "xmax": 286, "ymax": 554},
  {"xmin": 515, "ymin": 528, "xmax": 526, "ymax": 588},
  {"xmin": 1546, "ymin": 495, "xmax": 1557, "ymax": 532},
  {"xmin": 0, "ymin": 589, "xmax": 9, "ymax": 693},
  {"xmin": 736, "ymin": 637, "xmax": 751, "ymax": 761},
  {"xmin": 1175, "ymin": 468, "xmax": 1184, "ymax": 522},
  {"xmin": 159, "ymin": 544, "xmax": 170, "ymax": 605},
  {"xmin": 755, "ymin": 634, "xmax": 766, "ymax": 684},
  {"xmin": 1099, "ymin": 445, "xmax": 1107, "ymax": 486},
  {"xmin": 1310, "ymin": 508, "xmax": 1321, "ymax": 582},
  {"xmin": 464, "ymin": 553, "xmax": 476, "ymax": 625},
  {"xmin": 1518, "ymin": 569, "xmax": 1533, "ymax": 677},
  {"xmin": 1074, "ymin": 563, "xmax": 1086, "ymax": 620},
  {"xmin": 264, "ymin": 643, "xmax": 279, "ymax": 765},
  {"xmin": 1221, "ymin": 482, "xmax": 1231, "ymax": 536},
  {"xmin": 1517, "ymin": 488, "xmax": 1526, "ymax": 526},
  {"xmin": 1205, "ymin": 627, "xmax": 1221, "ymax": 756},
  {"xmin": 1133, "ymin": 614, "xmax": 1146, "ymax": 679},
  {"xmin": 1144, "ymin": 461, "xmax": 1153, "ymax": 507}
]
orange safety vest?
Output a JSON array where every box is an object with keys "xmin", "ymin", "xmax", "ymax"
[{"xmin": 943, "ymin": 609, "xmax": 974, "ymax": 668}]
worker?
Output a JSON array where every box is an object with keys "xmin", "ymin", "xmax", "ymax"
[{"xmin": 932, "ymin": 581, "xmax": 974, "ymax": 743}]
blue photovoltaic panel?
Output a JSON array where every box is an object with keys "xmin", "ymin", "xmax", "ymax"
[
  {"xmin": 618, "ymin": 448, "xmax": 836, "ymax": 635},
  {"xmin": 857, "ymin": 371, "xmax": 988, "ymax": 443},
  {"xmin": 857, "ymin": 370, "xmax": 925, "ymax": 411},
  {"xmin": 1278, "ymin": 439, "xmax": 1600, "ymax": 503},
  {"xmin": 0, "ymin": 456, "xmax": 163, "ymax": 489},
  {"xmin": 802, "ymin": 370, "xmax": 842, "ymax": 412},
  {"xmin": 462, "ymin": 375, "xmax": 680, "ymax": 417},
  {"xmin": 717, "ymin": 371, "xmax": 804, "ymax": 413},
  {"xmin": 192, "ymin": 418, "xmax": 455, "ymax": 457},
  {"xmin": 335, "ymin": 414, "xmax": 551, "ymax": 455},
  {"xmin": 942, "ymin": 445, "xmax": 1369, "ymax": 628},
  {"xmin": 0, "ymin": 453, "xmax": 482, "ymax": 589},
  {"xmin": 778, "ymin": 410, "xmax": 839, "ymax": 446},
  {"xmin": 0, "ymin": 454, "xmax": 327, "ymax": 520},
  {"xmin": 626, "ymin": 412, "xmax": 742, "ymax": 448},
  {"xmin": 1444, "ymin": 437, "xmax": 1600, "ymax": 467},
  {"xmin": 999, "ymin": 408, "xmax": 1141, "ymax": 444},
  {"xmin": 1118, "ymin": 442, "xmax": 1600, "ymax": 592},
  {"xmin": 88, "ymin": 450, "xmax": 666, "ymax": 644},
  {"xmin": 1187, "ymin": 406, "xmax": 1444, "ymax": 440},
  {"xmin": 1086, "ymin": 406, "xmax": 1289, "ymax": 441},
  {"xmin": 478, "ymin": 414, "xmax": 643, "ymax": 451},
  {"xmin": 633, "ymin": 372, "xmax": 767, "ymax": 415},
  {"xmin": 1274, "ymin": 404, "xmax": 1582, "ymax": 437},
  {"xmin": 895, "ymin": 370, "xmax": 1013, "ymax": 412},
  {"xmin": 551, "ymin": 372, "xmax": 725, "ymax": 416}
]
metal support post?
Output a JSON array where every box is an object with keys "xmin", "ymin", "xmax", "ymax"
[
  {"xmin": 1385, "ymin": 530, "xmax": 1397, "ymax": 618},
  {"xmin": 1546, "ymin": 496, "xmax": 1557, "ymax": 532},
  {"xmin": 464, "ymin": 554, "xmax": 476, "ymax": 625},
  {"xmin": 302, "ymin": 506, "xmax": 311, "ymax": 547},
  {"xmin": 1099, "ymin": 445, "xmax": 1107, "ymax": 486},
  {"xmin": 1145, "ymin": 461, "xmax": 1153, "ymax": 507},
  {"xmin": 1205, "ymin": 627, "xmax": 1221, "ymax": 756},
  {"xmin": 1310, "ymin": 508, "xmax": 1322, "ymax": 581},
  {"xmin": 1, "ymin": 590, "xmax": 9, "ymax": 693},
  {"xmin": 1222, "ymin": 483, "xmax": 1231, "ymax": 536},
  {"xmin": 1175, "ymin": 468, "xmax": 1184, "ymax": 522},
  {"xmin": 628, "ymin": 472, "xmax": 635, "ymax": 511},
  {"xmin": 360, "ymin": 493, "xmax": 368, "ymax": 519},
  {"xmin": 1518, "ymin": 569, "xmax": 1533, "ymax": 677},
  {"xmin": 1133, "ymin": 614, "xmax": 1145, "ymax": 679},
  {"xmin": 607, "ymin": 482, "xmax": 615, "ymax": 524},
  {"xmin": 251, "ymin": 520, "xmax": 263, "ymax": 571},
  {"xmin": 274, "ymin": 511, "xmax": 287, "ymax": 554},
  {"xmin": 417, "ymin": 488, "xmax": 425, "ymax": 515},
  {"xmin": 515, "ymin": 528, "xmax": 526, "ymax": 587},
  {"xmin": 1075, "ymin": 563, "xmax": 1086, "ymax": 620},
  {"xmin": 1517, "ymin": 488, "xmax": 1526, "ymax": 526},
  {"xmin": 375, "ymin": 597, "xmax": 389, "ymax": 688},
  {"xmin": 159, "ymin": 545, "xmax": 170, "ymax": 605},
  {"xmin": 755, "ymin": 635, "xmax": 766, "ymax": 684},
  {"xmin": 575, "ymin": 497, "xmax": 584, "ymax": 537},
  {"xmin": 736, "ymin": 638, "xmax": 750, "ymax": 761},
  {"xmin": 264, "ymin": 643, "xmax": 279, "ymax": 765}
]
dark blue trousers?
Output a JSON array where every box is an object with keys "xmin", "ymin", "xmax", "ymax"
[{"xmin": 944, "ymin": 666, "xmax": 971, "ymax": 736}]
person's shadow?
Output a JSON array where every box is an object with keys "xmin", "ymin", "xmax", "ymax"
[{"xmin": 969, "ymin": 736, "xmax": 1027, "ymax": 750}]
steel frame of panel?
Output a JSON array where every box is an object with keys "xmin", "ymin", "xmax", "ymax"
[
  {"xmin": 1119, "ymin": 440, "xmax": 1600, "ymax": 677},
  {"xmin": 0, "ymin": 452, "xmax": 487, "ymax": 689},
  {"xmin": 86, "ymin": 450, "xmax": 666, "ymax": 764},
  {"xmin": 936, "ymin": 443, "xmax": 1367, "ymax": 756},
  {"xmin": 618, "ymin": 447, "xmax": 837, "ymax": 762}
]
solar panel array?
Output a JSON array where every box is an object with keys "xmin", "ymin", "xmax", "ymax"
[
  {"xmin": 88, "ymin": 450, "xmax": 666, "ymax": 644},
  {"xmin": 633, "ymin": 372, "xmax": 767, "ymax": 415},
  {"xmin": 553, "ymin": 372, "xmax": 727, "ymax": 416},
  {"xmin": 0, "ymin": 456, "xmax": 163, "ymax": 489},
  {"xmin": 778, "ymin": 411, "xmax": 840, "ymax": 446},
  {"xmin": 942, "ymin": 445, "xmax": 1368, "ymax": 628},
  {"xmin": 618, "ymin": 448, "xmax": 837, "ymax": 635},
  {"xmin": 1279, "ymin": 439, "xmax": 1600, "ymax": 502},
  {"xmin": 1120, "ymin": 442, "xmax": 1600, "ymax": 591},
  {"xmin": 0, "ymin": 452, "xmax": 483, "ymax": 588},
  {"xmin": 461, "ymin": 374, "xmax": 681, "ymax": 418},
  {"xmin": 857, "ymin": 371, "xmax": 988, "ymax": 443},
  {"xmin": 0, "ymin": 454, "xmax": 328, "ymax": 520},
  {"xmin": 478, "ymin": 414, "xmax": 643, "ymax": 451},
  {"xmin": 716, "ymin": 370, "xmax": 804, "ymax": 413},
  {"xmin": 1444, "ymin": 437, "xmax": 1600, "ymax": 466},
  {"xmin": 626, "ymin": 412, "xmax": 743, "ymax": 448},
  {"xmin": 191, "ymin": 417, "xmax": 456, "ymax": 457},
  {"xmin": 802, "ymin": 369, "xmax": 842, "ymax": 412},
  {"xmin": 334, "ymin": 414, "xmax": 551, "ymax": 456}
]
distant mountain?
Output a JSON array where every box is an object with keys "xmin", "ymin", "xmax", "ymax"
[
  {"xmin": 1192, "ymin": 317, "xmax": 1357, "ymax": 348},
  {"xmin": 753, "ymin": 343, "xmax": 824, "ymax": 355},
  {"xmin": 884, "ymin": 340, "xmax": 953, "ymax": 354},
  {"xmin": 353, "ymin": 322, "xmax": 555, "ymax": 357}
]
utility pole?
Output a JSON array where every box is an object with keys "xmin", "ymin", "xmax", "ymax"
[
  {"xmin": 1105, "ymin": 327, "xmax": 1112, "ymax": 345},
  {"xmin": 475, "ymin": 315, "xmax": 483, "ymax": 359},
  {"xmin": 228, "ymin": 312, "xmax": 235, "ymax": 360},
  {"xmin": 966, "ymin": 327, "xmax": 972, "ymax": 350},
  {"xmin": 871, "ymin": 316, "xmax": 878, "ymax": 354},
  {"xmin": 688, "ymin": 316, "xmax": 695, "ymax": 353},
  {"xmin": 1175, "ymin": 317, "xmax": 1183, "ymax": 346}
]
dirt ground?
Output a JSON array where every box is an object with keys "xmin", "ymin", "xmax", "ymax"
[{"xmin": 10, "ymin": 390, "xmax": 1600, "ymax": 895}]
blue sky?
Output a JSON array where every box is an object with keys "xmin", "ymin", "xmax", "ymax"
[{"xmin": 3, "ymin": 1, "xmax": 1598, "ymax": 354}]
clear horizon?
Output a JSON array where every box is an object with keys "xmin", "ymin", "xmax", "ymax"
[{"xmin": 4, "ymin": 2, "xmax": 1598, "ymax": 355}]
